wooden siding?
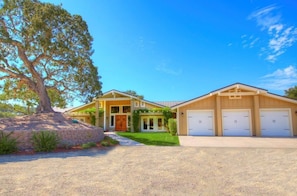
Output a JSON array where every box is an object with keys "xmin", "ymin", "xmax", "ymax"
[{"xmin": 177, "ymin": 94, "xmax": 297, "ymax": 136}]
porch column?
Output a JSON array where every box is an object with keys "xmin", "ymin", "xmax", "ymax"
[
  {"xmin": 95, "ymin": 100, "xmax": 99, "ymax": 127},
  {"xmin": 216, "ymin": 95, "xmax": 222, "ymax": 136},
  {"xmin": 130, "ymin": 98, "xmax": 134, "ymax": 132},
  {"xmin": 176, "ymin": 108, "xmax": 180, "ymax": 135},
  {"xmin": 253, "ymin": 95, "xmax": 261, "ymax": 136},
  {"xmin": 103, "ymin": 100, "xmax": 106, "ymax": 130}
]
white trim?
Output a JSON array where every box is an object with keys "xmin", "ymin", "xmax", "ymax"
[
  {"xmin": 134, "ymin": 101, "xmax": 139, "ymax": 107},
  {"xmin": 172, "ymin": 83, "xmax": 270, "ymax": 109},
  {"xmin": 186, "ymin": 110, "xmax": 215, "ymax": 136},
  {"xmin": 140, "ymin": 116, "xmax": 165, "ymax": 132},
  {"xmin": 222, "ymin": 109, "xmax": 252, "ymax": 136},
  {"xmin": 177, "ymin": 108, "xmax": 180, "ymax": 135},
  {"xmin": 103, "ymin": 100, "xmax": 106, "ymax": 130},
  {"xmin": 259, "ymin": 108, "xmax": 293, "ymax": 137},
  {"xmin": 140, "ymin": 101, "xmax": 146, "ymax": 107}
]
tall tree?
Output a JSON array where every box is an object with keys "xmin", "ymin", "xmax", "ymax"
[
  {"xmin": 0, "ymin": 0, "xmax": 102, "ymax": 113},
  {"xmin": 124, "ymin": 90, "xmax": 144, "ymax": 99},
  {"xmin": 285, "ymin": 86, "xmax": 297, "ymax": 100}
]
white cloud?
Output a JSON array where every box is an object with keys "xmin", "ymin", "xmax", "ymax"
[
  {"xmin": 155, "ymin": 62, "xmax": 182, "ymax": 76},
  {"xmin": 241, "ymin": 34, "xmax": 260, "ymax": 48},
  {"xmin": 247, "ymin": 5, "xmax": 297, "ymax": 63},
  {"xmin": 261, "ymin": 65, "xmax": 297, "ymax": 90}
]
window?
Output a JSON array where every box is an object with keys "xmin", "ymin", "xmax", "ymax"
[
  {"xmin": 158, "ymin": 118, "xmax": 163, "ymax": 130},
  {"xmin": 140, "ymin": 101, "xmax": 145, "ymax": 107},
  {"xmin": 123, "ymin": 106, "xmax": 131, "ymax": 113},
  {"xmin": 149, "ymin": 118, "xmax": 154, "ymax": 130},
  {"xmin": 110, "ymin": 115, "xmax": 115, "ymax": 127},
  {"xmin": 143, "ymin": 118, "xmax": 148, "ymax": 130},
  {"xmin": 134, "ymin": 101, "xmax": 139, "ymax": 107},
  {"xmin": 111, "ymin": 106, "xmax": 119, "ymax": 113}
]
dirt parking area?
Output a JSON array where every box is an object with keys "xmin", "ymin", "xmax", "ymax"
[{"xmin": 1, "ymin": 146, "xmax": 297, "ymax": 195}]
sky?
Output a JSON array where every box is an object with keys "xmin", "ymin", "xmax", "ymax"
[{"xmin": 44, "ymin": 0, "xmax": 297, "ymax": 105}]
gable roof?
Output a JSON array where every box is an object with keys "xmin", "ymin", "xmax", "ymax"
[
  {"xmin": 172, "ymin": 82, "xmax": 297, "ymax": 108},
  {"xmin": 99, "ymin": 89, "xmax": 140, "ymax": 99}
]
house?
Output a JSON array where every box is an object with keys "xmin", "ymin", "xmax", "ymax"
[
  {"xmin": 172, "ymin": 83, "xmax": 297, "ymax": 137},
  {"xmin": 67, "ymin": 83, "xmax": 297, "ymax": 137},
  {"xmin": 66, "ymin": 90, "xmax": 174, "ymax": 132}
]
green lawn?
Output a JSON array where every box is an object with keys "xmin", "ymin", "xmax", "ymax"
[{"xmin": 116, "ymin": 132, "xmax": 180, "ymax": 146}]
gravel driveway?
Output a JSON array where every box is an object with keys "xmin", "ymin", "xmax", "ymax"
[{"xmin": 1, "ymin": 146, "xmax": 297, "ymax": 195}]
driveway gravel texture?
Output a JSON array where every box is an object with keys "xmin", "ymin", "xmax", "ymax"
[{"xmin": 1, "ymin": 146, "xmax": 297, "ymax": 196}]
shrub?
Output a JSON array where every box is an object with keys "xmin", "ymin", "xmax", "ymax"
[
  {"xmin": 32, "ymin": 130, "xmax": 59, "ymax": 152},
  {"xmin": 162, "ymin": 107, "xmax": 173, "ymax": 132},
  {"xmin": 101, "ymin": 136, "xmax": 119, "ymax": 147},
  {"xmin": 81, "ymin": 142, "xmax": 97, "ymax": 149},
  {"xmin": 101, "ymin": 141, "xmax": 110, "ymax": 147},
  {"xmin": 168, "ymin": 118, "xmax": 177, "ymax": 136},
  {"xmin": 132, "ymin": 111, "xmax": 140, "ymax": 132},
  {"xmin": 0, "ymin": 131, "xmax": 18, "ymax": 155}
]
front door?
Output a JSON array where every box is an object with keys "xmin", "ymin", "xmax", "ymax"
[{"xmin": 115, "ymin": 115, "xmax": 127, "ymax": 131}]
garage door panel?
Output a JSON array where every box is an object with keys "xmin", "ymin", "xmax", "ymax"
[
  {"xmin": 222, "ymin": 110, "xmax": 251, "ymax": 136},
  {"xmin": 260, "ymin": 110, "xmax": 292, "ymax": 137},
  {"xmin": 188, "ymin": 111, "xmax": 214, "ymax": 136}
]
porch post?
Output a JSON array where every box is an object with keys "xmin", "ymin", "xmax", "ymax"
[
  {"xmin": 103, "ymin": 100, "xmax": 106, "ymax": 130},
  {"xmin": 216, "ymin": 95, "xmax": 222, "ymax": 136},
  {"xmin": 95, "ymin": 99, "xmax": 99, "ymax": 127},
  {"xmin": 253, "ymin": 95, "xmax": 261, "ymax": 136},
  {"xmin": 130, "ymin": 98, "xmax": 134, "ymax": 132}
]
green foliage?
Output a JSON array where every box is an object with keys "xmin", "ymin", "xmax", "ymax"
[
  {"xmin": 116, "ymin": 132, "xmax": 179, "ymax": 146},
  {"xmin": 81, "ymin": 107, "xmax": 104, "ymax": 125},
  {"xmin": 0, "ymin": 131, "xmax": 18, "ymax": 154},
  {"xmin": 161, "ymin": 107, "xmax": 173, "ymax": 130},
  {"xmin": 100, "ymin": 136, "xmax": 119, "ymax": 146},
  {"xmin": 132, "ymin": 111, "xmax": 140, "ymax": 132},
  {"xmin": 168, "ymin": 118, "xmax": 177, "ymax": 136},
  {"xmin": 285, "ymin": 86, "xmax": 297, "ymax": 100},
  {"xmin": 124, "ymin": 90, "xmax": 144, "ymax": 99},
  {"xmin": 81, "ymin": 142, "xmax": 96, "ymax": 149},
  {"xmin": 32, "ymin": 131, "xmax": 59, "ymax": 152},
  {"xmin": 101, "ymin": 136, "xmax": 119, "ymax": 147},
  {"xmin": 0, "ymin": 0, "xmax": 102, "ymax": 111}
]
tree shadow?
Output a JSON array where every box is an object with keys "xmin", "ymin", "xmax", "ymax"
[{"xmin": 0, "ymin": 146, "xmax": 116, "ymax": 164}]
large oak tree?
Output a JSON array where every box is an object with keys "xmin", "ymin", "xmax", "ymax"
[{"xmin": 0, "ymin": 0, "xmax": 102, "ymax": 113}]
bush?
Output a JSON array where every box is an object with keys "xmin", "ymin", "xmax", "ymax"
[
  {"xmin": 101, "ymin": 136, "xmax": 119, "ymax": 147},
  {"xmin": 81, "ymin": 142, "xmax": 97, "ymax": 149},
  {"xmin": 168, "ymin": 118, "xmax": 177, "ymax": 136},
  {"xmin": 32, "ymin": 130, "xmax": 59, "ymax": 152},
  {"xmin": 0, "ymin": 131, "xmax": 18, "ymax": 155},
  {"xmin": 132, "ymin": 111, "xmax": 140, "ymax": 132}
]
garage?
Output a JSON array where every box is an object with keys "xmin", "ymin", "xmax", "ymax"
[
  {"xmin": 187, "ymin": 110, "xmax": 214, "ymax": 136},
  {"xmin": 222, "ymin": 110, "xmax": 251, "ymax": 136},
  {"xmin": 260, "ymin": 109, "xmax": 292, "ymax": 137}
]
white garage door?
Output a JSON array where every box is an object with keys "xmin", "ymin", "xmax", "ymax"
[
  {"xmin": 260, "ymin": 109, "xmax": 292, "ymax": 137},
  {"xmin": 187, "ymin": 110, "xmax": 214, "ymax": 136},
  {"xmin": 222, "ymin": 110, "xmax": 251, "ymax": 136}
]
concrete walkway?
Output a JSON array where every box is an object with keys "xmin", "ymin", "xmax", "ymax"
[
  {"xmin": 104, "ymin": 132, "xmax": 145, "ymax": 146},
  {"xmin": 179, "ymin": 136, "xmax": 297, "ymax": 148}
]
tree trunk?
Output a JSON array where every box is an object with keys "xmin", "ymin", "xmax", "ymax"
[{"xmin": 35, "ymin": 78, "xmax": 54, "ymax": 113}]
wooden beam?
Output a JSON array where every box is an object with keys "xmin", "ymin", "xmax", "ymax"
[{"xmin": 218, "ymin": 92, "xmax": 257, "ymax": 96}]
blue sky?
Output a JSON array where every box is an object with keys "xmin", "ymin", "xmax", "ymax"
[{"xmin": 44, "ymin": 0, "xmax": 297, "ymax": 105}]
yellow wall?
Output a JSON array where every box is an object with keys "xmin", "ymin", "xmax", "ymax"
[{"xmin": 178, "ymin": 94, "xmax": 297, "ymax": 136}]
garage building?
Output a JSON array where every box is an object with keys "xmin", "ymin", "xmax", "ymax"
[{"xmin": 173, "ymin": 83, "xmax": 297, "ymax": 137}]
